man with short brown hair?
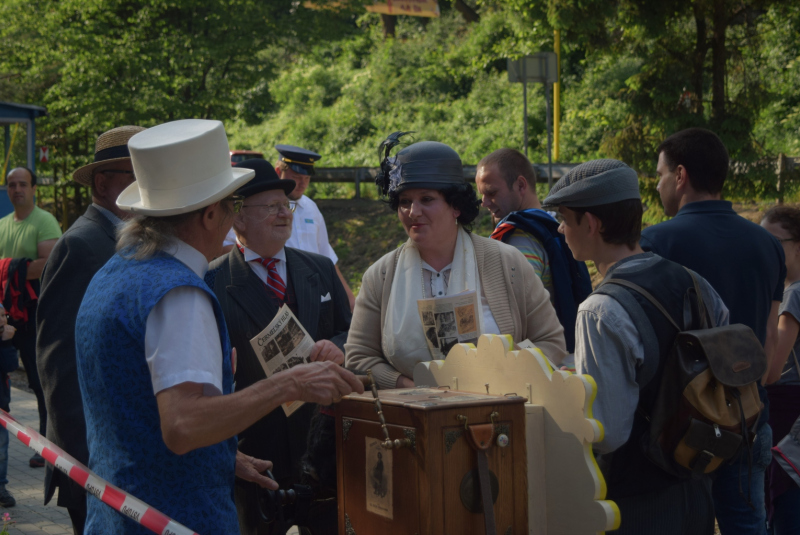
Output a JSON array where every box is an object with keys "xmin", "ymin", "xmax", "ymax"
[
  {"xmin": 0, "ymin": 166, "xmax": 61, "ymax": 469},
  {"xmin": 477, "ymin": 148, "xmax": 591, "ymax": 352}
]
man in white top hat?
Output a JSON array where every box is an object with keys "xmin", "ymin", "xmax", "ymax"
[{"xmin": 74, "ymin": 119, "xmax": 363, "ymax": 535}]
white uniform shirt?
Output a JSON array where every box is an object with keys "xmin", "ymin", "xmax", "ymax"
[
  {"xmin": 144, "ymin": 238, "xmax": 224, "ymax": 396},
  {"xmin": 285, "ymin": 195, "xmax": 338, "ymax": 264}
]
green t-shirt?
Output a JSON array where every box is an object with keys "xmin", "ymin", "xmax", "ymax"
[{"xmin": 0, "ymin": 206, "xmax": 62, "ymax": 260}]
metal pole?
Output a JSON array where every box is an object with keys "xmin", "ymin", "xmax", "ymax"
[
  {"xmin": 27, "ymin": 119, "xmax": 35, "ymax": 174},
  {"xmin": 522, "ymin": 59, "xmax": 528, "ymax": 158},
  {"xmin": 545, "ymin": 82, "xmax": 553, "ymax": 190},
  {"xmin": 554, "ymin": 30, "xmax": 561, "ymax": 162},
  {"xmin": 3, "ymin": 126, "xmax": 9, "ymax": 165}
]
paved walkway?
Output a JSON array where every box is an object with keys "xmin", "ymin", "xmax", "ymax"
[
  {"xmin": 0, "ymin": 386, "xmax": 302, "ymax": 535},
  {"xmin": 3, "ymin": 386, "xmax": 71, "ymax": 535}
]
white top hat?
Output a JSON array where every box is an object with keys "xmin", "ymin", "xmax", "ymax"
[{"xmin": 117, "ymin": 119, "xmax": 255, "ymax": 216}]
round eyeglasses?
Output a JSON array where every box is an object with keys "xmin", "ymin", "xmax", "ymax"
[{"xmin": 240, "ymin": 201, "xmax": 297, "ymax": 221}]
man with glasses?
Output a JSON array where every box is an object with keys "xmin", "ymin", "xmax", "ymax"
[
  {"xmin": 37, "ymin": 126, "xmax": 144, "ymax": 532},
  {"xmin": 276, "ymin": 145, "xmax": 356, "ymax": 310},
  {"xmin": 206, "ymin": 158, "xmax": 352, "ymax": 535}
]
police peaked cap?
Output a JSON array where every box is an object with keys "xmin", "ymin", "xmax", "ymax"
[{"xmin": 275, "ymin": 144, "xmax": 321, "ymax": 176}]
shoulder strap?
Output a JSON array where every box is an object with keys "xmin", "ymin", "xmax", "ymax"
[
  {"xmin": 684, "ymin": 267, "xmax": 713, "ymax": 329},
  {"xmin": 592, "ymin": 282, "xmax": 661, "ymax": 388},
  {"xmin": 603, "ymin": 278, "xmax": 682, "ymax": 331}
]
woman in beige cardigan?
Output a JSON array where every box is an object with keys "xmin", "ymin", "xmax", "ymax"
[{"xmin": 345, "ymin": 134, "xmax": 567, "ymax": 389}]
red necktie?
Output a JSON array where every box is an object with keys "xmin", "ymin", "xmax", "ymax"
[{"xmin": 237, "ymin": 245, "xmax": 286, "ymax": 301}]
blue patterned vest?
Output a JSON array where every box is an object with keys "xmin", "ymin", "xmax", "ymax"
[{"xmin": 76, "ymin": 252, "xmax": 238, "ymax": 535}]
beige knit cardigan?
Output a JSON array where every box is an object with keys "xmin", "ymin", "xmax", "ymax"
[{"xmin": 345, "ymin": 233, "xmax": 567, "ymax": 389}]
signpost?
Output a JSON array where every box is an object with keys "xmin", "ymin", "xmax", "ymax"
[
  {"xmin": 365, "ymin": 0, "xmax": 440, "ymax": 17},
  {"xmin": 508, "ymin": 53, "xmax": 558, "ymax": 189}
]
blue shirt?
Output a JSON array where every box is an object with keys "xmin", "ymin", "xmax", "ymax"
[
  {"xmin": 641, "ymin": 200, "xmax": 785, "ymax": 345},
  {"xmin": 777, "ymin": 281, "xmax": 800, "ymax": 386},
  {"xmin": 641, "ymin": 200, "xmax": 785, "ymax": 430}
]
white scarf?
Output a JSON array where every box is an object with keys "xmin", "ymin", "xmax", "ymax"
[{"xmin": 382, "ymin": 226, "xmax": 484, "ymax": 378}]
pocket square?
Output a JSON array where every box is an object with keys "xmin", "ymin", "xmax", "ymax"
[{"xmin": 320, "ymin": 292, "xmax": 332, "ymax": 302}]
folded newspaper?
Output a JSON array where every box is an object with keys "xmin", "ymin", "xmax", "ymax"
[
  {"xmin": 417, "ymin": 290, "xmax": 480, "ymax": 359},
  {"xmin": 249, "ymin": 304, "xmax": 314, "ymax": 416}
]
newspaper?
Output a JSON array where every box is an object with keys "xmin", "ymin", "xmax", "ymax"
[
  {"xmin": 249, "ymin": 304, "xmax": 314, "ymax": 416},
  {"xmin": 417, "ymin": 290, "xmax": 480, "ymax": 359}
]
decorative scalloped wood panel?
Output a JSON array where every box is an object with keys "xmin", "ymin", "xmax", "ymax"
[{"xmin": 414, "ymin": 334, "xmax": 621, "ymax": 535}]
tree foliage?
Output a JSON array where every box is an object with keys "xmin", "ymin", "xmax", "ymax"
[{"xmin": 1, "ymin": 0, "xmax": 798, "ymax": 203}]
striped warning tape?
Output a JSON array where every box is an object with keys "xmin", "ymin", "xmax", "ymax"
[{"xmin": 0, "ymin": 409, "xmax": 199, "ymax": 535}]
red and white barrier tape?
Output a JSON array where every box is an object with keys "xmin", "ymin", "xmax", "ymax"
[{"xmin": 0, "ymin": 409, "xmax": 199, "ymax": 535}]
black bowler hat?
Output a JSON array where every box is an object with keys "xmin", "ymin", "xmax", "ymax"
[
  {"xmin": 234, "ymin": 159, "xmax": 295, "ymax": 198},
  {"xmin": 275, "ymin": 144, "xmax": 321, "ymax": 176}
]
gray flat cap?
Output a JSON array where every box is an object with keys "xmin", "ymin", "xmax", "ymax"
[{"xmin": 542, "ymin": 159, "xmax": 640, "ymax": 209}]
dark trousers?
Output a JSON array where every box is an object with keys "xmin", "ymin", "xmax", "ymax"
[
  {"xmin": 13, "ymin": 324, "xmax": 46, "ymax": 436},
  {"xmin": 613, "ymin": 477, "xmax": 715, "ymax": 534},
  {"xmin": 68, "ymin": 505, "xmax": 86, "ymax": 535}
]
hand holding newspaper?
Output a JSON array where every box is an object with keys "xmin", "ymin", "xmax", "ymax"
[
  {"xmin": 417, "ymin": 290, "xmax": 480, "ymax": 359},
  {"xmin": 249, "ymin": 304, "xmax": 315, "ymax": 416}
]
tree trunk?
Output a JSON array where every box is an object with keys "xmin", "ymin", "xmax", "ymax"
[
  {"xmin": 710, "ymin": 0, "xmax": 727, "ymax": 122},
  {"xmin": 453, "ymin": 0, "xmax": 480, "ymax": 23},
  {"xmin": 381, "ymin": 14, "xmax": 396, "ymax": 38},
  {"xmin": 691, "ymin": 1, "xmax": 708, "ymax": 116}
]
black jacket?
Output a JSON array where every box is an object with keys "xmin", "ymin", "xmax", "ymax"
[
  {"xmin": 206, "ymin": 246, "xmax": 351, "ymax": 484},
  {"xmin": 36, "ymin": 205, "xmax": 117, "ymax": 508}
]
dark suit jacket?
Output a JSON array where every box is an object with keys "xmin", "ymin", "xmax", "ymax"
[
  {"xmin": 206, "ymin": 246, "xmax": 351, "ymax": 484},
  {"xmin": 36, "ymin": 205, "xmax": 117, "ymax": 509}
]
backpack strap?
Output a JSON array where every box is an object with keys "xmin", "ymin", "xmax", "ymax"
[
  {"xmin": 593, "ymin": 281, "xmax": 662, "ymax": 388},
  {"xmin": 684, "ymin": 267, "xmax": 714, "ymax": 329},
  {"xmin": 603, "ymin": 278, "xmax": 682, "ymax": 331}
]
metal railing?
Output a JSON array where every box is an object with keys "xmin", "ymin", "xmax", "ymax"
[{"xmin": 312, "ymin": 164, "xmax": 580, "ymax": 198}]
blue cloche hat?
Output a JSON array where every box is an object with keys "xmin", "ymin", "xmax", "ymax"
[
  {"xmin": 275, "ymin": 144, "xmax": 321, "ymax": 176},
  {"xmin": 375, "ymin": 131, "xmax": 465, "ymax": 196},
  {"xmin": 234, "ymin": 159, "xmax": 295, "ymax": 198}
]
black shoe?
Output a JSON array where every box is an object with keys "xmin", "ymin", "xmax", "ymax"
[
  {"xmin": 29, "ymin": 453, "xmax": 45, "ymax": 468},
  {"xmin": 0, "ymin": 487, "xmax": 15, "ymax": 507}
]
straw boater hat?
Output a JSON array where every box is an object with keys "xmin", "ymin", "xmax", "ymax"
[
  {"xmin": 72, "ymin": 125, "xmax": 146, "ymax": 186},
  {"xmin": 116, "ymin": 119, "xmax": 255, "ymax": 217}
]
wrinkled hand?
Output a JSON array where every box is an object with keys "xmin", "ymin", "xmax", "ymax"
[
  {"xmin": 287, "ymin": 361, "xmax": 364, "ymax": 404},
  {"xmin": 308, "ymin": 340, "xmax": 344, "ymax": 365},
  {"xmin": 395, "ymin": 375, "xmax": 414, "ymax": 389},
  {"xmin": 235, "ymin": 451, "xmax": 277, "ymax": 490},
  {"xmin": 1, "ymin": 325, "xmax": 15, "ymax": 342}
]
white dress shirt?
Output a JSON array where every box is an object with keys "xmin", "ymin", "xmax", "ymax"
[
  {"xmin": 237, "ymin": 241, "xmax": 288, "ymax": 287},
  {"xmin": 421, "ymin": 260, "xmax": 501, "ymax": 336},
  {"xmin": 144, "ymin": 238, "xmax": 223, "ymax": 396}
]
